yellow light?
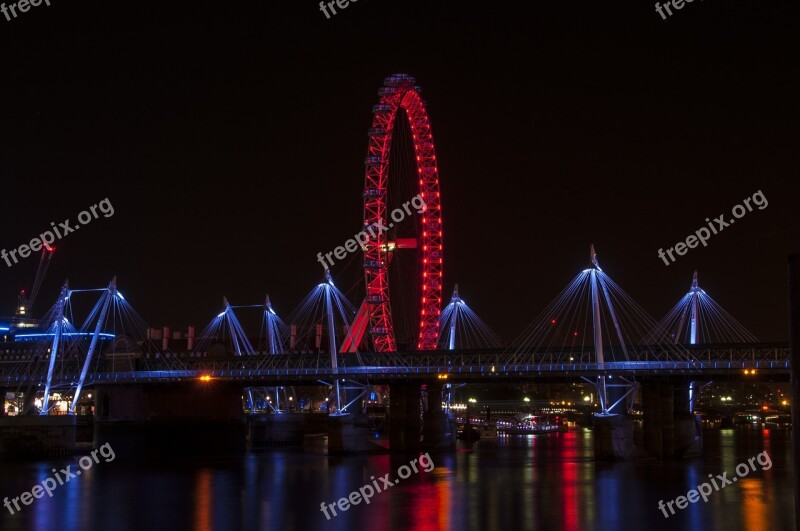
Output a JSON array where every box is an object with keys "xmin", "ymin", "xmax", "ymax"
[{"xmin": 199, "ymin": 374, "xmax": 212, "ymax": 382}]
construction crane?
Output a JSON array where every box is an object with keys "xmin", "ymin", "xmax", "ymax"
[{"xmin": 15, "ymin": 243, "xmax": 55, "ymax": 318}]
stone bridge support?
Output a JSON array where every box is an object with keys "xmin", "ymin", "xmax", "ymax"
[
  {"xmin": 93, "ymin": 380, "xmax": 246, "ymax": 457},
  {"xmin": 389, "ymin": 382, "xmax": 422, "ymax": 452},
  {"xmin": 389, "ymin": 381, "xmax": 455, "ymax": 452},
  {"xmin": 421, "ymin": 381, "xmax": 456, "ymax": 450},
  {"xmin": 642, "ymin": 381, "xmax": 702, "ymax": 459}
]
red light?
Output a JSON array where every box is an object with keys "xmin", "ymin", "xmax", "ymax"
[
  {"xmin": 573, "ymin": 331, "xmax": 578, "ymax": 337},
  {"xmin": 551, "ymin": 319, "xmax": 557, "ymax": 325}
]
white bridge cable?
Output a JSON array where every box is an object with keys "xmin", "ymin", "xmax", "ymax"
[
  {"xmin": 437, "ymin": 286, "xmax": 503, "ymax": 350},
  {"xmin": 285, "ymin": 274, "xmax": 359, "ymax": 360},
  {"xmin": 508, "ymin": 251, "xmax": 694, "ymax": 364},
  {"xmin": 650, "ymin": 277, "xmax": 758, "ymax": 345},
  {"xmin": 193, "ymin": 299, "xmax": 256, "ymax": 357}
]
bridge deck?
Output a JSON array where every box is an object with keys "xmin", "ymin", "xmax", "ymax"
[{"xmin": 1, "ymin": 343, "xmax": 789, "ymax": 386}]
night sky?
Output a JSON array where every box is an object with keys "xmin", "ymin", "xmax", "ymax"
[{"xmin": 0, "ymin": 0, "xmax": 797, "ymax": 342}]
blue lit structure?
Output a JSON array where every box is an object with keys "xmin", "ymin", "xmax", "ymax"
[
  {"xmin": 287, "ymin": 269, "xmax": 362, "ymax": 415},
  {"xmin": 0, "ymin": 276, "xmax": 161, "ymax": 415},
  {"xmin": 512, "ymin": 246, "xmax": 694, "ymax": 414},
  {"xmin": 437, "ymin": 285, "xmax": 501, "ymax": 350},
  {"xmin": 32, "ymin": 278, "xmax": 128, "ymax": 414},
  {"xmin": 652, "ymin": 271, "xmax": 758, "ymax": 345},
  {"xmin": 194, "ymin": 298, "xmax": 257, "ymax": 357}
]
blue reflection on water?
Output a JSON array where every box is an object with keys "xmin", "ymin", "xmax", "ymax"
[{"xmin": 0, "ymin": 428, "xmax": 794, "ymax": 531}]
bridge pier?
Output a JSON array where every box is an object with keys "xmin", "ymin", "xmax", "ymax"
[
  {"xmin": 0, "ymin": 415, "xmax": 76, "ymax": 458},
  {"xmin": 93, "ymin": 381, "xmax": 247, "ymax": 457},
  {"xmin": 593, "ymin": 381, "xmax": 635, "ymax": 460},
  {"xmin": 389, "ymin": 382, "xmax": 422, "ymax": 452},
  {"xmin": 641, "ymin": 381, "xmax": 701, "ymax": 458},
  {"xmin": 642, "ymin": 382, "xmax": 674, "ymax": 458},
  {"xmin": 593, "ymin": 413, "xmax": 634, "ymax": 460},
  {"xmin": 327, "ymin": 413, "xmax": 375, "ymax": 454},
  {"xmin": 421, "ymin": 382, "xmax": 456, "ymax": 450},
  {"xmin": 673, "ymin": 381, "xmax": 703, "ymax": 457},
  {"xmin": 248, "ymin": 413, "xmax": 308, "ymax": 448}
]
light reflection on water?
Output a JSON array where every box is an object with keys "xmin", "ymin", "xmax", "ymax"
[{"xmin": 0, "ymin": 428, "xmax": 794, "ymax": 531}]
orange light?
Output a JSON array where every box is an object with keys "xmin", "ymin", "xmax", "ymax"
[{"xmin": 199, "ymin": 374, "xmax": 212, "ymax": 382}]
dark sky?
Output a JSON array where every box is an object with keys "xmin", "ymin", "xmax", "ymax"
[{"xmin": 0, "ymin": 0, "xmax": 797, "ymax": 342}]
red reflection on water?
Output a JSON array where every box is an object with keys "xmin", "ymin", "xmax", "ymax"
[
  {"xmin": 560, "ymin": 432, "xmax": 579, "ymax": 531},
  {"xmin": 407, "ymin": 476, "xmax": 451, "ymax": 531}
]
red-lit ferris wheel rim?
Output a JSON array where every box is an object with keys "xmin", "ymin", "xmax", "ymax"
[{"xmin": 362, "ymin": 73, "xmax": 443, "ymax": 352}]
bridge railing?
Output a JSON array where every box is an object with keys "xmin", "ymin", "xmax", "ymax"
[{"xmin": 1, "ymin": 343, "xmax": 789, "ymax": 386}]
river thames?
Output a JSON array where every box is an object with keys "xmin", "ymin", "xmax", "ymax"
[{"xmin": 0, "ymin": 427, "xmax": 793, "ymax": 531}]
